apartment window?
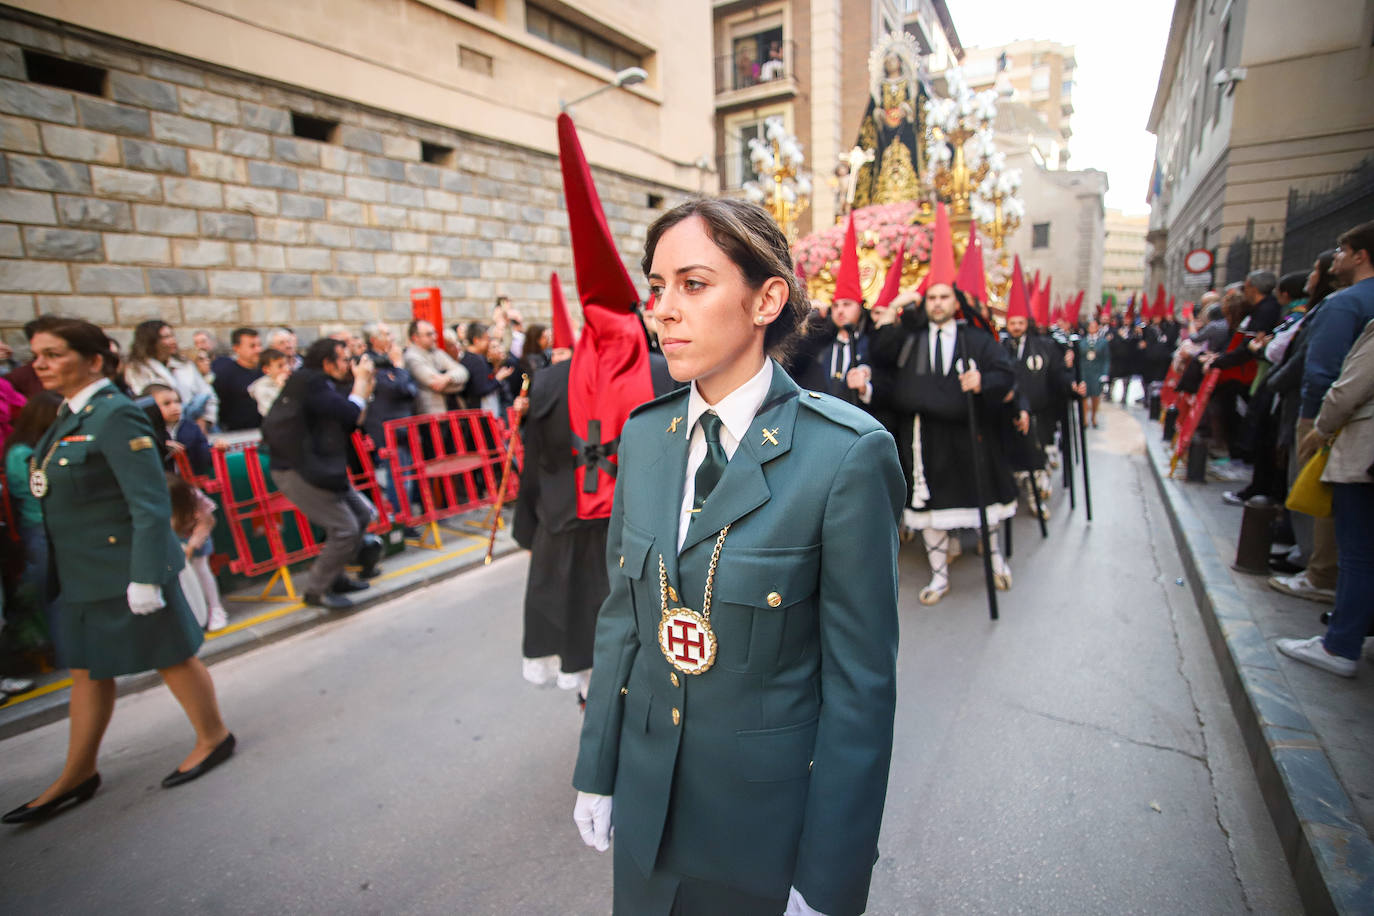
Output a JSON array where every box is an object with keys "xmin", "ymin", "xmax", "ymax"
[
  {"xmin": 527, "ymin": 5, "xmax": 640, "ymax": 73},
  {"xmin": 730, "ymin": 27, "xmax": 784, "ymax": 90},
  {"xmin": 727, "ymin": 121, "xmax": 764, "ymax": 189},
  {"xmin": 1032, "ymin": 222, "xmax": 1051, "ymax": 249},
  {"xmin": 23, "ymin": 50, "xmax": 106, "ymax": 96},
  {"xmin": 1030, "ymin": 71, "xmax": 1050, "ymax": 93}
]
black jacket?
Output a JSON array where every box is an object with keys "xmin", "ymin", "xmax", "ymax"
[
  {"xmin": 362, "ymin": 349, "xmax": 417, "ymax": 443},
  {"xmin": 268, "ymin": 368, "xmax": 361, "ymax": 492}
]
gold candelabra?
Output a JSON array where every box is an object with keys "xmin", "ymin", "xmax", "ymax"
[{"xmin": 745, "ymin": 119, "xmax": 811, "ymax": 240}]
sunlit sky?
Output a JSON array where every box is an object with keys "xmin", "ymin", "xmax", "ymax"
[{"xmin": 951, "ymin": 0, "xmax": 1175, "ymax": 214}]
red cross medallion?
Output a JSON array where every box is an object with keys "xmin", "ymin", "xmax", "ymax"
[{"xmin": 658, "ymin": 608, "xmax": 716, "ymax": 675}]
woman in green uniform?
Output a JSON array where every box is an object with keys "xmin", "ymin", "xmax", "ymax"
[
  {"xmin": 3, "ymin": 319, "xmax": 235, "ymax": 825},
  {"xmin": 572, "ymin": 199, "xmax": 905, "ymax": 916},
  {"xmin": 1077, "ymin": 315, "xmax": 1112, "ymax": 428}
]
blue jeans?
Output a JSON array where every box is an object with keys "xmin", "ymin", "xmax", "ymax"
[
  {"xmin": 1323, "ymin": 482, "xmax": 1374, "ymax": 660},
  {"xmin": 379, "ymin": 442, "xmax": 417, "ymax": 518}
]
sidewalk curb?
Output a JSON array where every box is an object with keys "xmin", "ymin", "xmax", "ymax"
[
  {"xmin": 0, "ymin": 542, "xmax": 519, "ymax": 742},
  {"xmin": 1141, "ymin": 418, "xmax": 1374, "ymax": 915}
]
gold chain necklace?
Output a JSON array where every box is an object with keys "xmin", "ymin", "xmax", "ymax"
[
  {"xmin": 657, "ymin": 525, "xmax": 730, "ymax": 675},
  {"xmin": 27, "ymin": 432, "xmax": 68, "ymax": 499}
]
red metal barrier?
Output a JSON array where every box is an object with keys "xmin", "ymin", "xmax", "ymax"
[
  {"xmin": 349, "ymin": 430, "xmax": 393, "ymax": 536},
  {"xmin": 381, "ymin": 409, "xmax": 512, "ymax": 549},
  {"xmin": 1170, "ymin": 368, "xmax": 1220, "ymax": 476},
  {"xmin": 211, "ymin": 440, "xmax": 322, "ymax": 601}
]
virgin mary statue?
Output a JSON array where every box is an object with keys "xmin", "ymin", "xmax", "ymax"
[{"xmin": 851, "ymin": 32, "xmax": 927, "ymax": 208}]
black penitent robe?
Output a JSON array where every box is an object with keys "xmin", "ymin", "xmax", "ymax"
[
  {"xmin": 1003, "ymin": 332, "xmax": 1073, "ymax": 470},
  {"xmin": 871, "ymin": 315, "xmax": 1018, "ymax": 529},
  {"xmin": 512, "ymin": 359, "xmax": 609, "ymax": 673}
]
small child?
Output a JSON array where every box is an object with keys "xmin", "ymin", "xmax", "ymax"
[
  {"xmin": 166, "ymin": 471, "xmax": 228, "ymax": 632},
  {"xmin": 146, "ymin": 383, "xmax": 213, "ymax": 476},
  {"xmin": 249, "ymin": 347, "xmax": 291, "ymax": 417}
]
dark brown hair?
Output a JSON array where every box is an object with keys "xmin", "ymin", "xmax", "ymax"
[
  {"xmin": 129, "ymin": 319, "xmax": 170, "ymax": 364},
  {"xmin": 641, "ymin": 197, "xmax": 810, "ymax": 360},
  {"xmin": 165, "ymin": 470, "xmax": 199, "ymax": 538},
  {"xmin": 4, "ymin": 390, "xmax": 63, "ymax": 460},
  {"xmin": 37, "ymin": 318, "xmax": 111, "ymax": 374},
  {"xmin": 1338, "ymin": 220, "xmax": 1374, "ymax": 264}
]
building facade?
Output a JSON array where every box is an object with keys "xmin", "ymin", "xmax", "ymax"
[
  {"xmin": 1145, "ymin": 0, "xmax": 1374, "ymax": 296},
  {"xmin": 710, "ymin": 0, "xmax": 961, "ymax": 232},
  {"xmin": 960, "ymin": 38, "xmax": 1075, "ymax": 169},
  {"xmin": 0, "ymin": 0, "xmax": 715, "ymax": 349},
  {"xmin": 1101, "ymin": 208, "xmax": 1149, "ymax": 298}
]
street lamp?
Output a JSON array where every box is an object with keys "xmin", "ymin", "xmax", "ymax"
[{"xmin": 559, "ymin": 67, "xmax": 649, "ymax": 112}]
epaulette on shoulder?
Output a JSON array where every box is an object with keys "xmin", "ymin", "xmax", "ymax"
[
  {"xmin": 797, "ymin": 389, "xmax": 884, "ymax": 436},
  {"xmin": 629, "ymin": 385, "xmax": 689, "ymax": 420}
]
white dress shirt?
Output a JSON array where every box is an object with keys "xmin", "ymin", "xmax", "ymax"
[
  {"xmin": 676, "ymin": 358, "xmax": 773, "ymax": 551},
  {"xmin": 929, "ymin": 321, "xmax": 956, "ymax": 374},
  {"xmin": 63, "ymin": 376, "xmax": 112, "ymax": 414}
]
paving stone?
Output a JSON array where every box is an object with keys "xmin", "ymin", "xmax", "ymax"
[
  {"xmin": 162, "ymin": 177, "xmax": 223, "ymax": 208},
  {"xmin": 75, "ymin": 96, "xmax": 151, "ymax": 137},
  {"xmin": 56, "ymin": 194, "xmax": 132, "ymax": 230},
  {"xmin": 22, "ymin": 226, "xmax": 102, "ymax": 261},
  {"xmin": 146, "ymin": 267, "xmax": 208, "ymax": 295},
  {"xmin": 38, "ymin": 124, "xmax": 119, "ymax": 163},
  {"xmin": 151, "ymin": 112, "xmax": 215, "ymax": 148},
  {"xmin": 104, "ymin": 233, "xmax": 172, "ymax": 264},
  {"xmin": 199, "ymin": 211, "xmax": 256, "ymax": 240},
  {"xmin": 144, "ymin": 59, "xmax": 204, "ymax": 88},
  {"xmin": 271, "ymin": 136, "xmax": 319, "ymax": 166},
  {"xmin": 336, "ymin": 125, "xmax": 384, "ymax": 154},
  {"xmin": 309, "ymin": 222, "xmax": 351, "ymax": 248},
  {"xmin": 172, "ymin": 238, "xmax": 232, "ymax": 268},
  {"xmin": 75, "ymin": 265, "xmax": 146, "ymax": 294},
  {"xmin": 187, "ymin": 149, "xmax": 245, "ymax": 183},
  {"xmin": 285, "ymin": 246, "xmax": 331, "ymax": 271},
  {"xmin": 224, "ymin": 185, "xmax": 279, "ymax": 216},
  {"xmin": 344, "ymin": 176, "xmax": 387, "ymax": 203},
  {"xmin": 247, "ymin": 160, "xmax": 298, "ymax": 190},
  {"xmin": 0, "ymin": 114, "xmax": 41, "ymax": 153},
  {"xmin": 121, "ymin": 138, "xmax": 188, "ymax": 174},
  {"xmin": 0, "ymin": 259, "xmax": 71, "ymax": 292},
  {"xmin": 0, "ymin": 188, "xmax": 57, "ymax": 224},
  {"xmin": 178, "ymin": 87, "xmax": 239, "ymax": 125},
  {"xmin": 267, "ymin": 272, "xmax": 311, "ymax": 296},
  {"xmin": 217, "ymin": 127, "xmax": 270, "ymax": 159},
  {"xmin": 0, "ymin": 78, "xmax": 76, "ymax": 124},
  {"xmin": 353, "ymin": 227, "xmax": 393, "ymax": 250},
  {"xmin": 35, "ymin": 294, "xmax": 114, "ymax": 323},
  {"xmin": 108, "ymin": 72, "xmax": 178, "ymax": 112},
  {"xmin": 0, "ymin": 224, "xmax": 20, "ymax": 257},
  {"xmin": 7, "ymin": 154, "xmax": 91, "ymax": 192},
  {"xmin": 243, "ymin": 104, "xmax": 291, "ymax": 134},
  {"xmin": 279, "ymin": 193, "xmax": 326, "ymax": 220},
  {"xmin": 133, "ymin": 204, "xmax": 198, "ymax": 236}
]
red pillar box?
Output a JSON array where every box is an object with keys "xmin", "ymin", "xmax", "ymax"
[{"xmin": 411, "ymin": 287, "xmax": 444, "ymax": 349}]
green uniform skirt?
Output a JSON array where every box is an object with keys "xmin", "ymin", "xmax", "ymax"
[
  {"xmin": 59, "ymin": 578, "xmax": 204, "ymax": 679},
  {"xmin": 613, "ymin": 838, "xmax": 790, "ymax": 915}
]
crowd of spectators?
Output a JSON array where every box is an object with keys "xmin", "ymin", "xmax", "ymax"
[{"xmin": 0, "ymin": 298, "xmax": 553, "ymax": 673}]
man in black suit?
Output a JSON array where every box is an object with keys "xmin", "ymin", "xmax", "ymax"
[{"xmin": 266, "ymin": 338, "xmax": 376, "ymax": 609}]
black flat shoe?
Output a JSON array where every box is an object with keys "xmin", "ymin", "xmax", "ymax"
[
  {"xmin": 2, "ymin": 772, "xmax": 100, "ymax": 824},
  {"xmin": 304, "ymin": 591, "xmax": 353, "ymax": 610},
  {"xmin": 162, "ymin": 733, "xmax": 236, "ymax": 789}
]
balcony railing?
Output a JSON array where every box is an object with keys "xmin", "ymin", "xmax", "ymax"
[{"xmin": 716, "ymin": 39, "xmax": 797, "ymax": 96}]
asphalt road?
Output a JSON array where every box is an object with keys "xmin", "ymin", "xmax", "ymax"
[{"xmin": 0, "ymin": 404, "xmax": 1301, "ymax": 915}]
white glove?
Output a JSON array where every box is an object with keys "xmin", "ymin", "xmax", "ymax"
[
  {"xmin": 785, "ymin": 886, "xmax": 827, "ymax": 916},
  {"xmin": 127, "ymin": 582, "xmax": 165, "ymax": 615},
  {"xmin": 573, "ymin": 791, "xmax": 613, "ymax": 852}
]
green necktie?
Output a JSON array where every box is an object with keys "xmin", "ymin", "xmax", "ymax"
[{"xmin": 693, "ymin": 411, "xmax": 727, "ymax": 513}]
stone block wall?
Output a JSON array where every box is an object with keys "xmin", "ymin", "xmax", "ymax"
[{"xmin": 0, "ymin": 12, "xmax": 679, "ymax": 351}]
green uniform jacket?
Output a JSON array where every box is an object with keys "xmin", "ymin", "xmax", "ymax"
[
  {"xmin": 35, "ymin": 385, "xmax": 184, "ymax": 602},
  {"xmin": 573, "ymin": 363, "xmax": 905, "ymax": 916}
]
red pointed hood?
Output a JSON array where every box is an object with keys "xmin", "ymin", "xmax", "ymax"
[
  {"xmin": 1167, "ymin": 294, "xmax": 1176, "ymax": 318},
  {"xmin": 549, "ymin": 271, "xmax": 575, "ymax": 349},
  {"xmin": 1140, "ymin": 290, "xmax": 1151, "ymax": 320},
  {"xmin": 834, "ymin": 214, "xmax": 863, "ymax": 303},
  {"xmin": 1155, "ymin": 283, "xmax": 1167, "ymax": 316},
  {"xmin": 917, "ymin": 202, "xmax": 957, "ymax": 295},
  {"xmin": 954, "ymin": 222, "xmax": 987, "ymax": 302},
  {"xmin": 1034, "ymin": 276, "xmax": 1052, "ymax": 327},
  {"xmin": 557, "ymin": 113, "xmax": 654, "ymax": 520},
  {"xmin": 872, "ymin": 242, "xmax": 906, "ymax": 312},
  {"xmin": 1006, "ymin": 255, "xmax": 1031, "ymax": 320}
]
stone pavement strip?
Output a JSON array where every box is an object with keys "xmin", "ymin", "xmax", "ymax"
[
  {"xmin": 0, "ymin": 508, "xmax": 517, "ymax": 741},
  {"xmin": 1140, "ymin": 406, "xmax": 1374, "ymax": 915}
]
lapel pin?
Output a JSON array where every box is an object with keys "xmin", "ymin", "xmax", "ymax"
[
  {"xmin": 667, "ymin": 416, "xmax": 683, "ymax": 434},
  {"xmin": 761, "ymin": 427, "xmax": 780, "ymax": 447}
]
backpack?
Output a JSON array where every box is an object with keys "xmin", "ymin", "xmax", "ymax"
[{"xmin": 260, "ymin": 376, "xmax": 305, "ymax": 468}]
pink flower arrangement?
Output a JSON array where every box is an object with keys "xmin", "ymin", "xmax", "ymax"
[{"xmin": 792, "ymin": 202, "xmax": 933, "ymax": 278}]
